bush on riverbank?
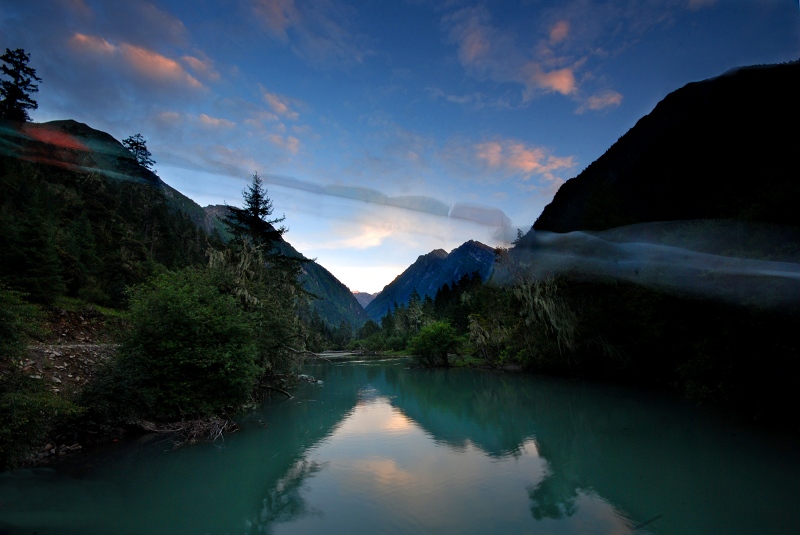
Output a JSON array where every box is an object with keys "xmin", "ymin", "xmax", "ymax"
[
  {"xmin": 84, "ymin": 268, "xmax": 258, "ymax": 422},
  {"xmin": 409, "ymin": 321, "xmax": 462, "ymax": 367}
]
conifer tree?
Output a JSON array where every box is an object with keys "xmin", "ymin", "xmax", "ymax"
[
  {"xmin": 223, "ymin": 172, "xmax": 286, "ymax": 246},
  {"xmin": 0, "ymin": 48, "xmax": 42, "ymax": 122},
  {"xmin": 122, "ymin": 133, "xmax": 155, "ymax": 171}
]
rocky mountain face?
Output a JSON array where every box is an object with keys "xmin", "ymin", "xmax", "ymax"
[
  {"xmin": 532, "ymin": 61, "xmax": 800, "ymax": 234},
  {"xmin": 352, "ymin": 291, "xmax": 377, "ymax": 308},
  {"xmin": 364, "ymin": 240, "xmax": 497, "ymax": 322},
  {"xmin": 204, "ymin": 206, "xmax": 369, "ymax": 329}
]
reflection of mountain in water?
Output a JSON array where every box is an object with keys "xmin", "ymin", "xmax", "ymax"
[{"xmin": 368, "ymin": 365, "xmax": 800, "ymax": 534}]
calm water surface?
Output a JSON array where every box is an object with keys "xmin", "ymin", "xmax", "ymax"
[{"xmin": 1, "ymin": 359, "xmax": 799, "ymax": 534}]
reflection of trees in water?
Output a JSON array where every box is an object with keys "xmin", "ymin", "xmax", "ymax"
[
  {"xmin": 527, "ymin": 472, "xmax": 579, "ymax": 520},
  {"xmin": 248, "ymin": 459, "xmax": 326, "ymax": 533}
]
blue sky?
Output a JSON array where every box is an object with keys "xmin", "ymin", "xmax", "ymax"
[{"xmin": 1, "ymin": 0, "xmax": 798, "ymax": 293}]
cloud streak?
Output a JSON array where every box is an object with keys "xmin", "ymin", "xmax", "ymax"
[
  {"xmin": 70, "ymin": 33, "xmax": 203, "ymax": 90},
  {"xmin": 252, "ymin": 0, "xmax": 368, "ymax": 68},
  {"xmin": 576, "ymin": 90, "xmax": 623, "ymax": 113}
]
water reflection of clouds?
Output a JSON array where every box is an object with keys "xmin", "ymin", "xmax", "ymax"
[{"xmin": 297, "ymin": 396, "xmax": 642, "ymax": 534}]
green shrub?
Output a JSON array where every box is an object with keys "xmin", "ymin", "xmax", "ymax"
[
  {"xmin": 409, "ymin": 321, "xmax": 461, "ymax": 367},
  {"xmin": 117, "ymin": 269, "xmax": 258, "ymax": 421},
  {"xmin": 0, "ymin": 287, "xmax": 42, "ymax": 364},
  {"xmin": 0, "ymin": 372, "xmax": 79, "ymax": 470}
]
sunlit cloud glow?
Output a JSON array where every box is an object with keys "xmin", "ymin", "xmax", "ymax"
[
  {"xmin": 181, "ymin": 54, "xmax": 220, "ymax": 81},
  {"xmin": 70, "ymin": 33, "xmax": 203, "ymax": 89},
  {"xmin": 549, "ymin": 20, "xmax": 570, "ymax": 45},
  {"xmin": 475, "ymin": 139, "xmax": 576, "ymax": 180},
  {"xmin": 576, "ymin": 90, "xmax": 624, "ymax": 113},
  {"xmin": 120, "ymin": 43, "xmax": 202, "ymax": 88},
  {"xmin": 262, "ymin": 89, "xmax": 301, "ymax": 119},
  {"xmin": 70, "ymin": 33, "xmax": 116, "ymax": 54}
]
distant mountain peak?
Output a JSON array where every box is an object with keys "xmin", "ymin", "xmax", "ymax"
[
  {"xmin": 363, "ymin": 240, "xmax": 498, "ymax": 321},
  {"xmin": 352, "ymin": 291, "xmax": 378, "ymax": 309}
]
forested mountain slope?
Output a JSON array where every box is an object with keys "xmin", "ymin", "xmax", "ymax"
[
  {"xmin": 205, "ymin": 204, "xmax": 368, "ymax": 328},
  {"xmin": 0, "ymin": 119, "xmax": 211, "ymax": 304},
  {"xmin": 0, "ymin": 119, "xmax": 367, "ymax": 327},
  {"xmin": 365, "ymin": 240, "xmax": 497, "ymax": 321}
]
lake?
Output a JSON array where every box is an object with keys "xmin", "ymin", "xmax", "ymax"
[{"xmin": 1, "ymin": 358, "xmax": 799, "ymax": 534}]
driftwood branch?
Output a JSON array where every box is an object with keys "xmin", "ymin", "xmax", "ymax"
[
  {"xmin": 281, "ymin": 345, "xmax": 333, "ymax": 363},
  {"xmin": 258, "ymin": 384, "xmax": 294, "ymax": 399},
  {"xmin": 137, "ymin": 417, "xmax": 238, "ymax": 447}
]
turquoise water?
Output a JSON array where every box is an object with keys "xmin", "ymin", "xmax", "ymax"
[{"xmin": 1, "ymin": 359, "xmax": 799, "ymax": 534}]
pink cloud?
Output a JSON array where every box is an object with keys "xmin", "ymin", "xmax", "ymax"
[
  {"xmin": 181, "ymin": 55, "xmax": 220, "ymax": 81},
  {"xmin": 253, "ymin": 0, "xmax": 297, "ymax": 41},
  {"xmin": 262, "ymin": 90, "xmax": 300, "ymax": 120},
  {"xmin": 268, "ymin": 134, "xmax": 300, "ymax": 154},
  {"xmin": 444, "ymin": 8, "xmax": 581, "ymax": 101},
  {"xmin": 70, "ymin": 33, "xmax": 203, "ymax": 90},
  {"xmin": 521, "ymin": 63, "xmax": 577, "ymax": 96},
  {"xmin": 549, "ymin": 20, "xmax": 570, "ymax": 45},
  {"xmin": 70, "ymin": 33, "xmax": 116, "ymax": 54},
  {"xmin": 198, "ymin": 114, "xmax": 235, "ymax": 129},
  {"xmin": 445, "ymin": 7, "xmax": 503, "ymax": 74},
  {"xmin": 474, "ymin": 139, "xmax": 576, "ymax": 181},
  {"xmin": 576, "ymin": 90, "xmax": 623, "ymax": 113},
  {"xmin": 119, "ymin": 43, "xmax": 202, "ymax": 88},
  {"xmin": 458, "ymin": 20, "xmax": 491, "ymax": 64}
]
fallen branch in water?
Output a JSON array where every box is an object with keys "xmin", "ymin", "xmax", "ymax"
[
  {"xmin": 137, "ymin": 417, "xmax": 238, "ymax": 447},
  {"xmin": 258, "ymin": 384, "xmax": 294, "ymax": 399},
  {"xmin": 281, "ymin": 345, "xmax": 334, "ymax": 364}
]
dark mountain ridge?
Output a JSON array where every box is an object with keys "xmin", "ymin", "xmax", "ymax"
[
  {"xmin": 364, "ymin": 240, "xmax": 497, "ymax": 321},
  {"xmin": 533, "ymin": 60, "xmax": 800, "ymax": 233},
  {"xmin": 0, "ymin": 119, "xmax": 219, "ymax": 235},
  {"xmin": 0, "ymin": 119, "xmax": 367, "ymax": 327}
]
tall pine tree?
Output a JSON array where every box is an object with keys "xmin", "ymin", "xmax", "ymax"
[
  {"xmin": 223, "ymin": 173, "xmax": 286, "ymax": 246},
  {"xmin": 0, "ymin": 48, "xmax": 41, "ymax": 122}
]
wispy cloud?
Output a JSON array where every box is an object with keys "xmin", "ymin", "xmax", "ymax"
[
  {"xmin": 438, "ymin": 2, "xmax": 707, "ymax": 107},
  {"xmin": 520, "ymin": 63, "xmax": 577, "ymax": 96},
  {"xmin": 474, "ymin": 139, "xmax": 576, "ymax": 182},
  {"xmin": 576, "ymin": 90, "xmax": 623, "ymax": 114},
  {"xmin": 119, "ymin": 43, "xmax": 203, "ymax": 88},
  {"xmin": 70, "ymin": 33, "xmax": 203, "ymax": 90},
  {"xmin": 262, "ymin": 88, "xmax": 301, "ymax": 120},
  {"xmin": 443, "ymin": 7, "xmax": 584, "ymax": 101},
  {"xmin": 252, "ymin": 0, "xmax": 369, "ymax": 68},
  {"xmin": 181, "ymin": 54, "xmax": 220, "ymax": 82},
  {"xmin": 687, "ymin": 0, "xmax": 717, "ymax": 11},
  {"xmin": 198, "ymin": 114, "xmax": 235, "ymax": 129},
  {"xmin": 268, "ymin": 134, "xmax": 300, "ymax": 154},
  {"xmin": 549, "ymin": 20, "xmax": 570, "ymax": 45},
  {"xmin": 58, "ymin": 0, "xmax": 92, "ymax": 18},
  {"xmin": 70, "ymin": 33, "xmax": 116, "ymax": 54}
]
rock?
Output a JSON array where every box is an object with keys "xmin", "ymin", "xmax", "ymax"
[{"xmin": 51, "ymin": 377, "xmax": 62, "ymax": 384}]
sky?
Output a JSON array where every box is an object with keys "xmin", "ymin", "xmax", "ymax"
[{"xmin": 1, "ymin": 0, "xmax": 798, "ymax": 293}]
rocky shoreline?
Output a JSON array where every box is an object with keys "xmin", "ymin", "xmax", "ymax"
[{"xmin": 15, "ymin": 307, "xmax": 122, "ymax": 466}]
